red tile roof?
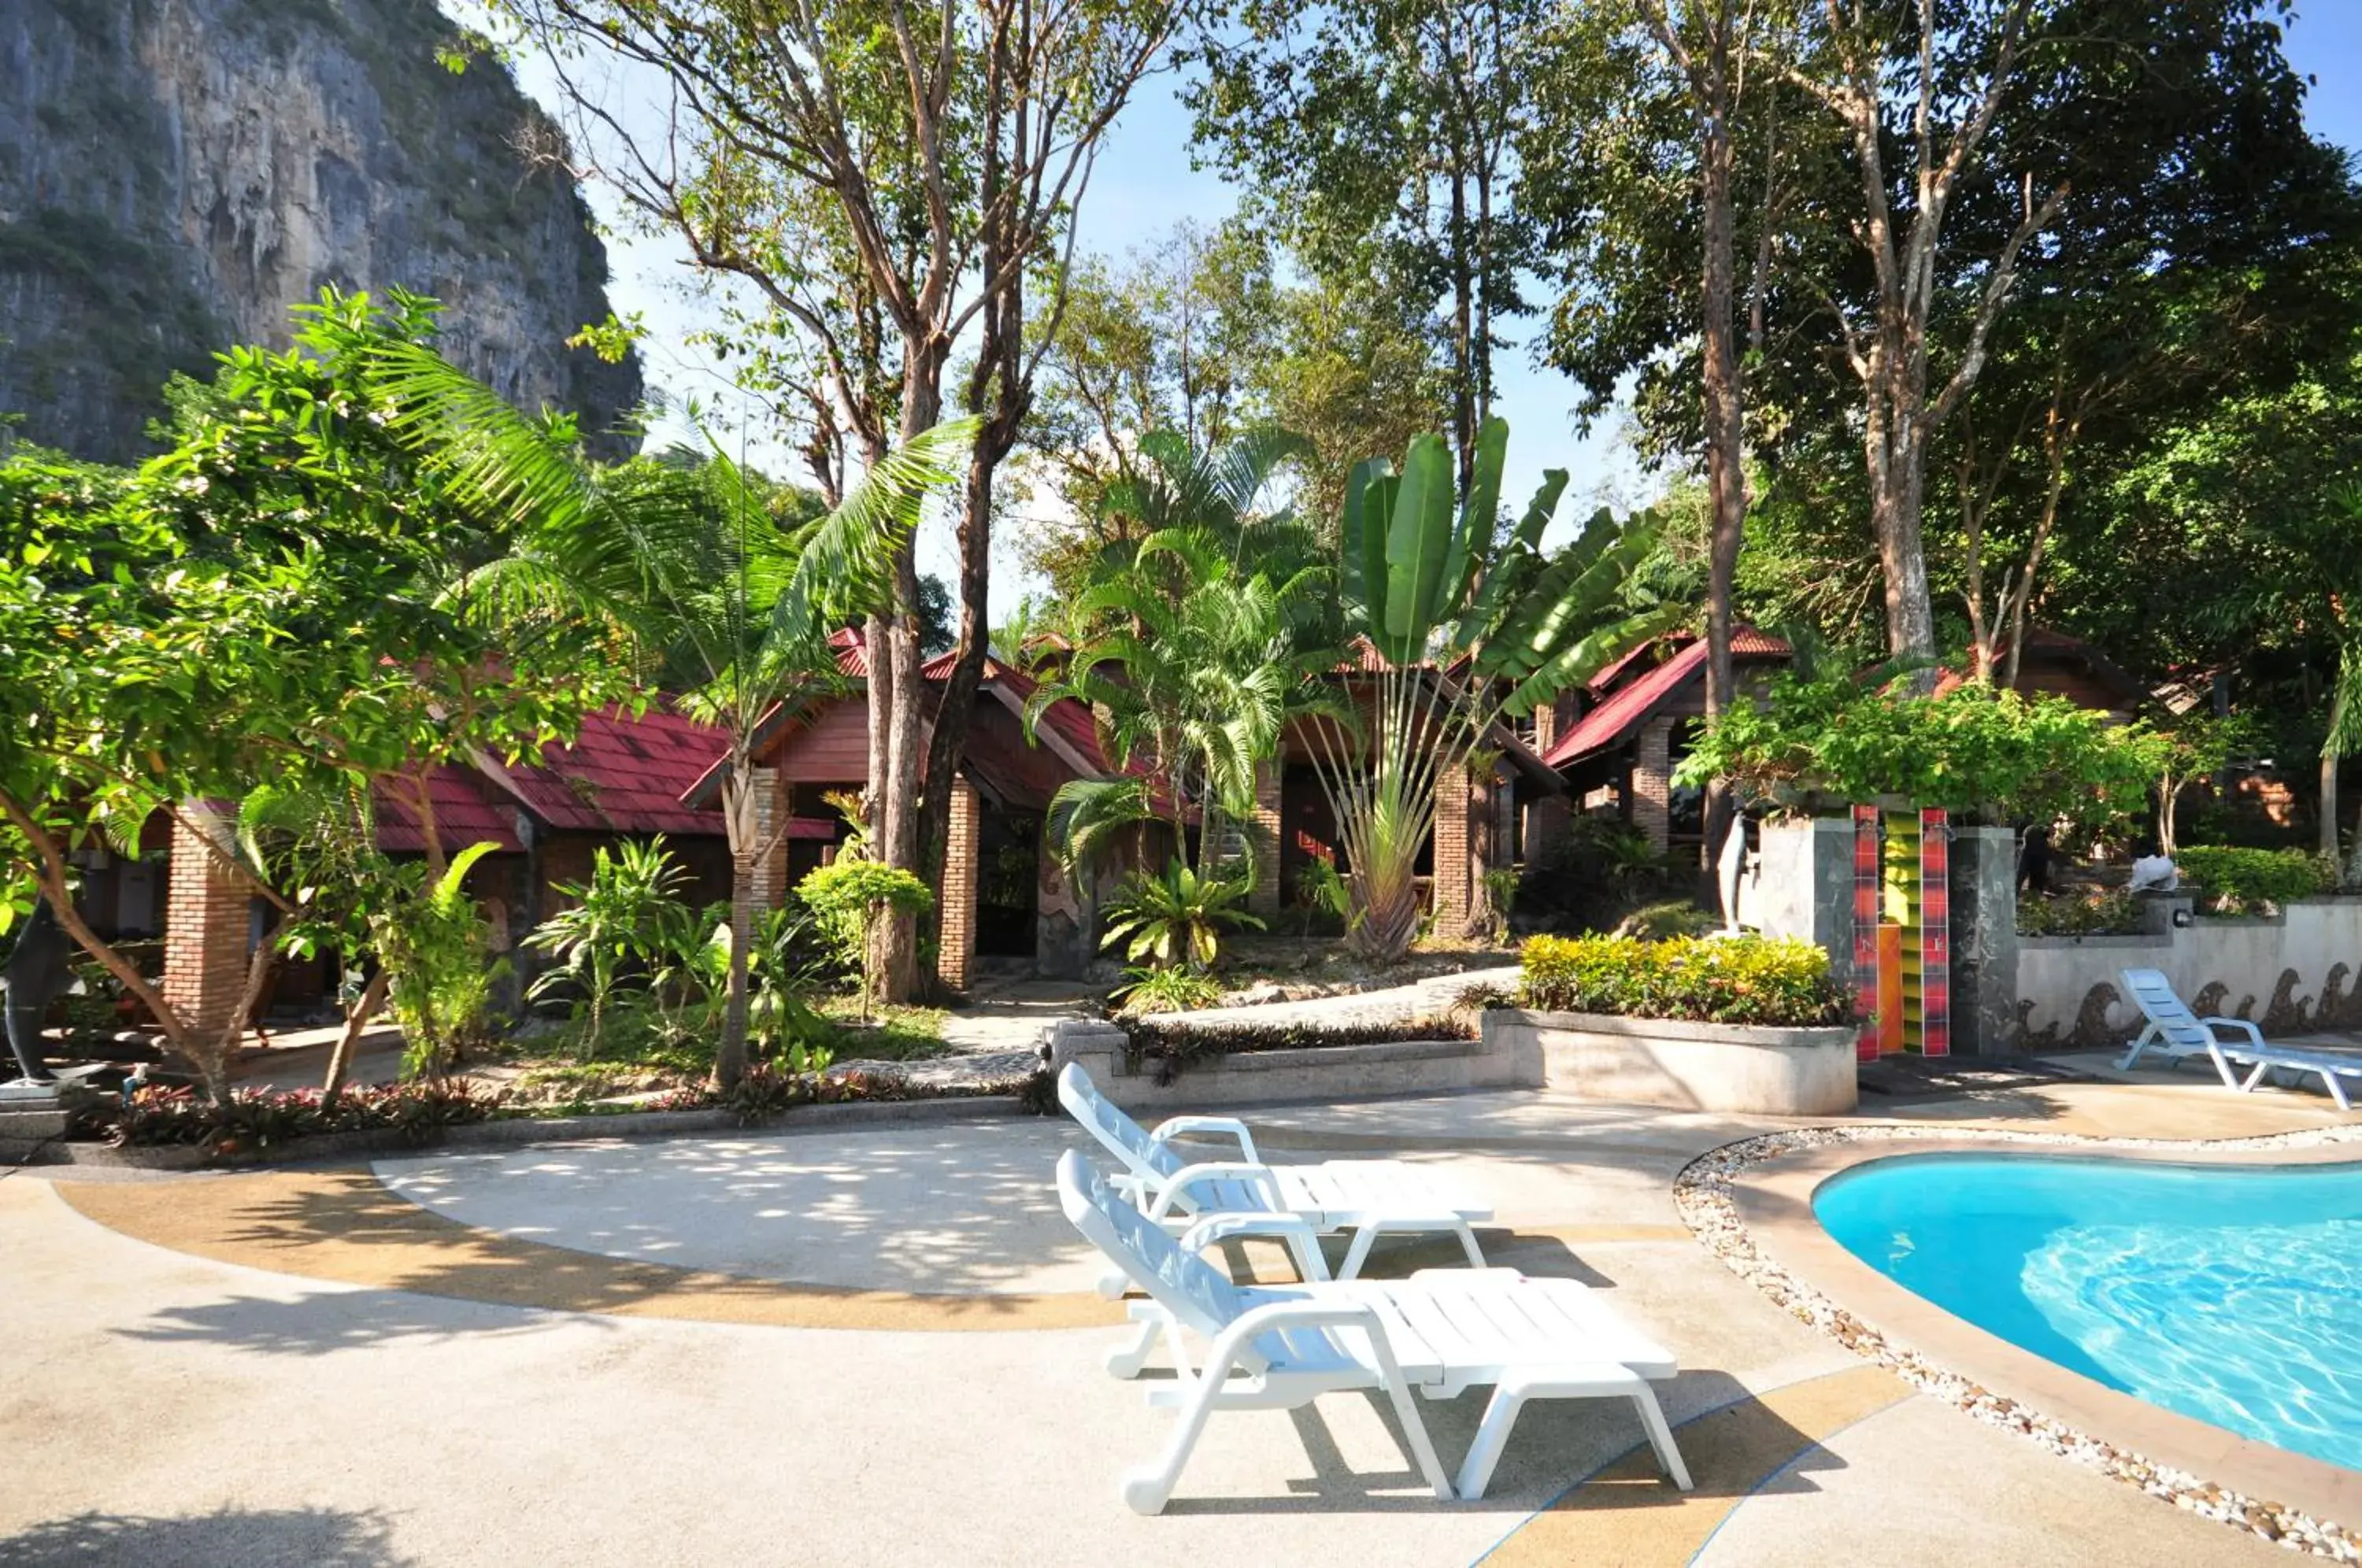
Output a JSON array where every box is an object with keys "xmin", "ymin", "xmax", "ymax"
[
  {"xmin": 374, "ymin": 764, "xmax": 524, "ymax": 856},
  {"xmin": 1542, "ymin": 626, "xmax": 1792, "ymax": 769},
  {"xmin": 373, "ymin": 703, "xmax": 733, "ymax": 856},
  {"xmin": 497, "ymin": 704, "xmax": 733, "ymax": 838}
]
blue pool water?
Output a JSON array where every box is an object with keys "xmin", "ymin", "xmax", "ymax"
[{"xmin": 1814, "ymin": 1155, "xmax": 2362, "ymax": 1471}]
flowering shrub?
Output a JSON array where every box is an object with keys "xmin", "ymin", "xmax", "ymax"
[
  {"xmin": 1518, "ymin": 934, "xmax": 1853, "ymax": 1028},
  {"xmin": 2173, "ymin": 846, "xmax": 2335, "ymax": 914},
  {"xmin": 97, "ymin": 1082, "xmax": 502, "ymax": 1153}
]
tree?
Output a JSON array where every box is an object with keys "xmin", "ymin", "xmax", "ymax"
[
  {"xmin": 1320, "ymin": 419, "xmax": 1685, "ymax": 961},
  {"xmin": 1024, "ymin": 430, "xmax": 1335, "ymax": 881},
  {"xmin": 1187, "ymin": 0, "xmax": 1542, "ymax": 489},
  {"xmin": 374, "ymin": 340, "xmax": 976, "ymax": 1089},
  {"xmin": 0, "ymin": 292, "xmax": 624, "ymax": 1100},
  {"xmin": 483, "ymin": 0, "xmax": 1175, "ymax": 1000}
]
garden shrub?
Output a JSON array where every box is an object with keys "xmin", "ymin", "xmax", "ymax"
[
  {"xmin": 94, "ymin": 1081, "xmax": 502, "ymax": 1156},
  {"xmin": 2016, "ymin": 890, "xmax": 2140, "ymax": 937},
  {"xmin": 1613, "ymin": 900, "xmax": 1719, "ymax": 940},
  {"xmin": 2173, "ymin": 846, "xmax": 2334, "ymax": 914},
  {"xmin": 1517, "ymin": 934, "xmax": 1853, "ymax": 1028},
  {"xmin": 1124, "ymin": 1015, "xmax": 1479, "ymax": 1085}
]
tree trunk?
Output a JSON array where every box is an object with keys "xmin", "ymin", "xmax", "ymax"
[
  {"xmin": 872, "ymin": 349, "xmax": 950, "ymax": 1004},
  {"xmin": 322, "ymin": 968, "xmax": 390, "ymax": 1096},
  {"xmin": 1868, "ymin": 407, "xmax": 1940, "ymax": 668},
  {"xmin": 1696, "ymin": 9, "xmax": 1746, "ymax": 868},
  {"xmin": 720, "ymin": 852, "xmax": 757, "ymax": 1088},
  {"xmin": 2323, "ymin": 690, "xmax": 2345, "ymax": 860}
]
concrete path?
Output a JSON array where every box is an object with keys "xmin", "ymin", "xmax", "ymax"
[{"xmin": 6, "ymin": 1073, "xmax": 2336, "ymax": 1563}]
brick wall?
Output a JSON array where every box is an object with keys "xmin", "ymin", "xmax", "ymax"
[
  {"xmin": 1248, "ymin": 763, "xmax": 1282, "ymax": 917},
  {"xmin": 937, "ymin": 776, "xmax": 979, "ymax": 993},
  {"xmin": 1634, "ymin": 718, "xmax": 1674, "ymax": 850},
  {"xmin": 1432, "ymin": 772, "xmax": 1472, "ymax": 935},
  {"xmin": 161, "ymin": 801, "xmax": 254, "ymax": 1040}
]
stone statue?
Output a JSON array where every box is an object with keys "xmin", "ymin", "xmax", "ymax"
[
  {"xmin": 1717, "ymin": 812, "xmax": 1748, "ymax": 934},
  {"xmin": 3, "ymin": 898, "xmax": 72, "ymax": 1082}
]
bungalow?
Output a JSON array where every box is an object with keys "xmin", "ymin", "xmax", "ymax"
[{"xmin": 146, "ymin": 703, "xmax": 740, "ymax": 1041}]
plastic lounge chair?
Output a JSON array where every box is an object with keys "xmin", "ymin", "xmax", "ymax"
[
  {"xmin": 1057, "ymin": 1062, "xmax": 1490, "ymax": 1280},
  {"xmin": 2116, "ymin": 967, "xmax": 2362, "ymax": 1111},
  {"xmin": 1056, "ymin": 1149, "xmax": 1688, "ymax": 1513}
]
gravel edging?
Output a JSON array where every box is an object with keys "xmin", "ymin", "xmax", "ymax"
[
  {"xmin": 18, "ymin": 1093, "xmax": 1027, "ymax": 1172},
  {"xmin": 1674, "ymin": 1122, "xmax": 2362, "ymax": 1561}
]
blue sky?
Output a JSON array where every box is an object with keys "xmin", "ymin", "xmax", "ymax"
[{"xmin": 495, "ymin": 3, "xmax": 2362, "ymax": 618}]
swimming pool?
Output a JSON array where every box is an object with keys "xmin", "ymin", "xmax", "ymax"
[{"xmin": 1814, "ymin": 1154, "xmax": 2362, "ymax": 1472}]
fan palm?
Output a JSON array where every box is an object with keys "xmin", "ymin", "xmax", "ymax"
[{"xmin": 368, "ymin": 342, "xmax": 976, "ymax": 1087}]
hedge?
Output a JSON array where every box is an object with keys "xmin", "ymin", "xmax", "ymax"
[
  {"xmin": 1517, "ymin": 934, "xmax": 1853, "ymax": 1028},
  {"xmin": 2174, "ymin": 846, "xmax": 2335, "ymax": 914}
]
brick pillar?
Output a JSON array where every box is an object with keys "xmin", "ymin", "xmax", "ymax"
[
  {"xmin": 750, "ymin": 767, "xmax": 789, "ymax": 912},
  {"xmin": 938, "ymin": 776, "xmax": 980, "ymax": 993},
  {"xmin": 1433, "ymin": 771, "xmax": 1472, "ymax": 935},
  {"xmin": 1633, "ymin": 718, "xmax": 1674, "ymax": 851},
  {"xmin": 162, "ymin": 800, "xmax": 253, "ymax": 1041},
  {"xmin": 1247, "ymin": 762, "xmax": 1283, "ymax": 918}
]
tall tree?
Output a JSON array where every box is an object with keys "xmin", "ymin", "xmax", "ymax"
[
  {"xmin": 1186, "ymin": 0, "xmax": 1541, "ymax": 487},
  {"xmin": 486, "ymin": 0, "xmax": 1175, "ymax": 997}
]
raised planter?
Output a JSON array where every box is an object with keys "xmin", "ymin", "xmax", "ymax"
[
  {"xmin": 1045, "ymin": 1019, "xmax": 1523, "ymax": 1111},
  {"xmin": 1486, "ymin": 1008, "xmax": 1858, "ymax": 1116}
]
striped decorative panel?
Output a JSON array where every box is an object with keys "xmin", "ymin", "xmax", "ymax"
[
  {"xmin": 1852, "ymin": 805, "xmax": 1882, "ymax": 1062},
  {"xmin": 1919, "ymin": 807, "xmax": 1952, "ymax": 1057}
]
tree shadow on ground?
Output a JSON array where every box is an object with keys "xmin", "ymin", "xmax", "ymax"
[
  {"xmin": 2, "ymin": 1505, "xmax": 413, "ymax": 1567},
  {"xmin": 113, "ymin": 1286, "xmax": 579, "ymax": 1357}
]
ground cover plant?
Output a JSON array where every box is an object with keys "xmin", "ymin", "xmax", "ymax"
[
  {"xmin": 1517, "ymin": 934, "xmax": 1853, "ymax": 1029},
  {"xmin": 2016, "ymin": 890, "xmax": 2142, "ymax": 937},
  {"xmin": 1121, "ymin": 1014, "xmax": 1479, "ymax": 1085}
]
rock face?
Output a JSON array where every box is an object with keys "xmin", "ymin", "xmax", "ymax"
[{"xmin": 0, "ymin": 0, "xmax": 641, "ymax": 462}]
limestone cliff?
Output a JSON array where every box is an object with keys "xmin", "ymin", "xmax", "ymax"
[{"xmin": 0, "ymin": 0, "xmax": 642, "ymax": 462}]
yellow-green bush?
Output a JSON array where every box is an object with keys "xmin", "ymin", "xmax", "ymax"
[{"xmin": 1517, "ymin": 934, "xmax": 1853, "ymax": 1028}]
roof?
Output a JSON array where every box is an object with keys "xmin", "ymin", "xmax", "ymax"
[
  {"xmin": 1927, "ymin": 626, "xmax": 2147, "ymax": 709},
  {"xmin": 1544, "ymin": 626, "xmax": 1792, "ymax": 769},
  {"xmin": 374, "ymin": 703, "xmax": 732, "ymax": 856},
  {"xmin": 494, "ymin": 704, "xmax": 734, "ymax": 838},
  {"xmin": 374, "ymin": 764, "xmax": 524, "ymax": 856},
  {"xmin": 1545, "ymin": 639, "xmax": 1709, "ymax": 768}
]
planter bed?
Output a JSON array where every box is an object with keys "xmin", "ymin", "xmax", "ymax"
[
  {"xmin": 13, "ymin": 1093, "xmax": 1024, "ymax": 1172},
  {"xmin": 1047, "ymin": 1017, "xmax": 1512, "ymax": 1111},
  {"xmin": 1487, "ymin": 1008, "xmax": 1858, "ymax": 1116}
]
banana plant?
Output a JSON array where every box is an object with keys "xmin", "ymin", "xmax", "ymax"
[{"xmin": 1313, "ymin": 417, "xmax": 1686, "ymax": 962}]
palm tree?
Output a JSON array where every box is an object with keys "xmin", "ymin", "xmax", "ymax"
[
  {"xmin": 1315, "ymin": 417, "xmax": 1686, "ymax": 963},
  {"xmin": 368, "ymin": 342, "xmax": 975, "ymax": 1087},
  {"xmin": 1024, "ymin": 428, "xmax": 1340, "ymax": 890}
]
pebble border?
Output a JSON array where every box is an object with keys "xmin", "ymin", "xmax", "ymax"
[{"xmin": 1673, "ymin": 1121, "xmax": 2362, "ymax": 1561}]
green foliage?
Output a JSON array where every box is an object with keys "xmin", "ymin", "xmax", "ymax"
[
  {"xmin": 2016, "ymin": 890, "xmax": 2141, "ymax": 937},
  {"xmin": 97, "ymin": 1081, "xmax": 501, "ymax": 1158},
  {"xmin": 797, "ymin": 860, "xmax": 935, "ymax": 1020},
  {"xmin": 1321, "ymin": 417, "xmax": 1687, "ymax": 962},
  {"xmin": 1123, "ymin": 1014, "xmax": 1478, "ymax": 1085},
  {"xmin": 523, "ymin": 838, "xmax": 685, "ymax": 1052},
  {"xmin": 1101, "ymin": 860, "xmax": 1264, "ymax": 970},
  {"xmin": 1109, "ymin": 964, "xmax": 1224, "ymax": 1017},
  {"xmin": 1517, "ymin": 934, "xmax": 1853, "ymax": 1028},
  {"xmin": 1613, "ymin": 900, "xmax": 1719, "ymax": 940},
  {"xmin": 2173, "ymin": 846, "xmax": 2334, "ymax": 915},
  {"xmin": 1294, "ymin": 857, "xmax": 1351, "ymax": 926},
  {"xmin": 378, "ymin": 841, "xmax": 509, "ymax": 1078},
  {"xmin": 1677, "ymin": 676, "xmax": 2161, "ymax": 827}
]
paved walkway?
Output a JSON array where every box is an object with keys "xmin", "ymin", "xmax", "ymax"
[{"xmin": 2, "ymin": 1072, "xmax": 2348, "ymax": 1564}]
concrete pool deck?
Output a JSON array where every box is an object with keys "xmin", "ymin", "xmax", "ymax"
[{"xmin": 2, "ymin": 1074, "xmax": 2350, "ymax": 1565}]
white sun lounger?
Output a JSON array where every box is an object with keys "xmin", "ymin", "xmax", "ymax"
[
  {"xmin": 1057, "ymin": 1063, "xmax": 1490, "ymax": 1280},
  {"xmin": 2117, "ymin": 967, "xmax": 2362, "ymax": 1111},
  {"xmin": 1057, "ymin": 1149, "xmax": 1688, "ymax": 1512}
]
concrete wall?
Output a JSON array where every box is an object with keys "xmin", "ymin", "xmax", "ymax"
[
  {"xmin": 2019, "ymin": 895, "xmax": 2362, "ymax": 1051},
  {"xmin": 1493, "ymin": 1010, "xmax": 1857, "ymax": 1116}
]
